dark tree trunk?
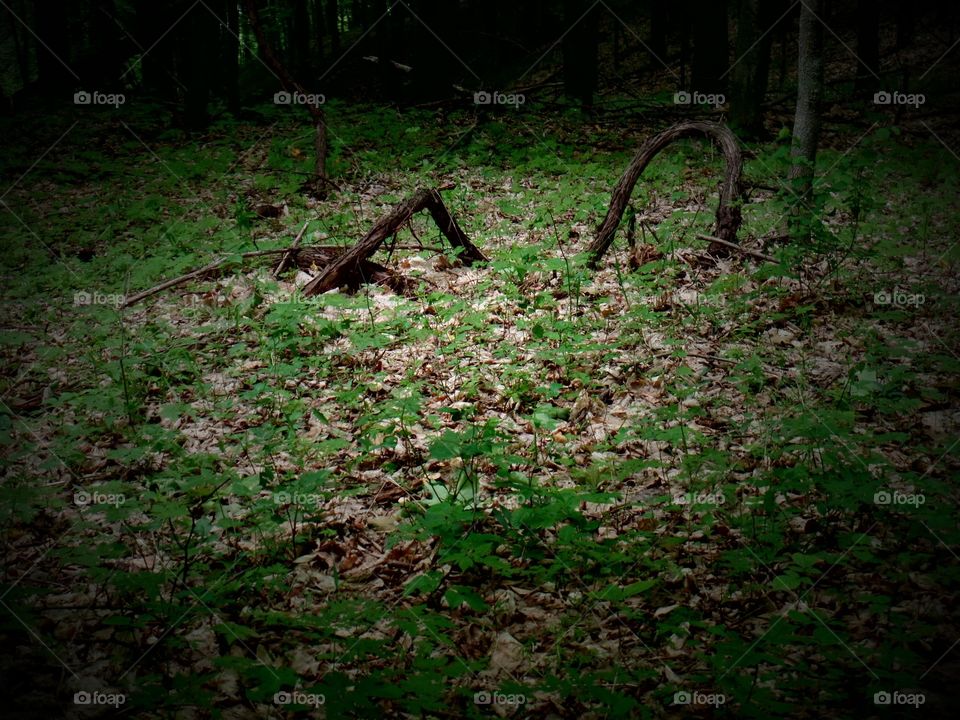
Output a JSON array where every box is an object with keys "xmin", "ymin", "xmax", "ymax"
[
  {"xmin": 36, "ymin": 0, "xmax": 74, "ymax": 89},
  {"xmin": 729, "ymin": 0, "xmax": 773, "ymax": 138},
  {"xmin": 10, "ymin": 1, "xmax": 33, "ymax": 90},
  {"xmin": 89, "ymin": 0, "xmax": 128, "ymax": 87},
  {"xmin": 787, "ymin": 0, "xmax": 824, "ymax": 242},
  {"xmin": 138, "ymin": 3, "xmax": 178, "ymax": 100},
  {"xmin": 180, "ymin": 8, "xmax": 214, "ymax": 129},
  {"xmin": 245, "ymin": 0, "xmax": 330, "ymax": 195},
  {"xmin": 312, "ymin": 0, "xmax": 327, "ymax": 66},
  {"xmin": 222, "ymin": 0, "xmax": 241, "ymax": 114},
  {"xmin": 327, "ymin": 0, "xmax": 341, "ymax": 54},
  {"xmin": 691, "ymin": 0, "xmax": 728, "ymax": 94},
  {"xmin": 291, "ymin": 0, "xmax": 311, "ymax": 78},
  {"xmin": 562, "ymin": 0, "xmax": 600, "ymax": 109},
  {"xmin": 648, "ymin": 2, "xmax": 668, "ymax": 62},
  {"xmin": 854, "ymin": 0, "xmax": 880, "ymax": 95}
]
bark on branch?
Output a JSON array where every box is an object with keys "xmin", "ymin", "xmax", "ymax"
[
  {"xmin": 302, "ymin": 188, "xmax": 486, "ymax": 296},
  {"xmin": 589, "ymin": 121, "xmax": 745, "ymax": 266}
]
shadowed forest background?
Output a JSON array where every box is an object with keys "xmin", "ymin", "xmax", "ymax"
[{"xmin": 1, "ymin": 0, "xmax": 960, "ymax": 718}]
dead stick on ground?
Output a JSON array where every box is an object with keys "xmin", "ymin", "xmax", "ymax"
[
  {"xmin": 123, "ymin": 247, "xmax": 301, "ymax": 308},
  {"xmin": 696, "ymin": 234, "xmax": 777, "ymax": 263},
  {"xmin": 273, "ymin": 221, "xmax": 309, "ymax": 278}
]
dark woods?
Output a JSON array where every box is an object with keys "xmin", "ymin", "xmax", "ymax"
[{"xmin": 3, "ymin": 0, "xmax": 955, "ymax": 130}]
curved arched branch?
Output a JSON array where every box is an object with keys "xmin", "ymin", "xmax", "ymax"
[{"xmin": 588, "ymin": 121, "xmax": 744, "ymax": 266}]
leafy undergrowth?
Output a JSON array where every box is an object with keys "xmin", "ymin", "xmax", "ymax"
[{"xmin": 1, "ymin": 101, "xmax": 959, "ymax": 718}]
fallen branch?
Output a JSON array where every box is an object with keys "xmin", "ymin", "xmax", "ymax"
[
  {"xmin": 589, "ymin": 121, "xmax": 744, "ymax": 266},
  {"xmin": 696, "ymin": 234, "xmax": 777, "ymax": 263},
  {"xmin": 302, "ymin": 188, "xmax": 486, "ymax": 296},
  {"xmin": 122, "ymin": 243, "xmax": 419, "ymax": 309}
]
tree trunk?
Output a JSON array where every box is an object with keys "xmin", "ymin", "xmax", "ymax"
[
  {"xmin": 181, "ymin": 9, "xmax": 214, "ymax": 129},
  {"xmin": 245, "ymin": 0, "xmax": 330, "ymax": 195},
  {"xmin": 562, "ymin": 0, "xmax": 600, "ymax": 109},
  {"xmin": 222, "ymin": 0, "xmax": 241, "ymax": 114},
  {"xmin": 291, "ymin": 0, "xmax": 311, "ymax": 78},
  {"xmin": 854, "ymin": 0, "xmax": 880, "ymax": 96},
  {"xmin": 691, "ymin": 0, "xmax": 728, "ymax": 94},
  {"xmin": 327, "ymin": 0, "xmax": 341, "ymax": 54},
  {"xmin": 787, "ymin": 0, "xmax": 824, "ymax": 242},
  {"xmin": 589, "ymin": 121, "xmax": 744, "ymax": 266},
  {"xmin": 648, "ymin": 2, "xmax": 668, "ymax": 62},
  {"xmin": 36, "ymin": 0, "xmax": 74, "ymax": 89},
  {"xmin": 729, "ymin": 0, "xmax": 773, "ymax": 138}
]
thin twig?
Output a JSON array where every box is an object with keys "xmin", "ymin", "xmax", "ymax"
[{"xmin": 273, "ymin": 221, "xmax": 309, "ymax": 278}]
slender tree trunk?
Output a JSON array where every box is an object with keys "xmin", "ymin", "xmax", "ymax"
[
  {"xmin": 562, "ymin": 0, "xmax": 600, "ymax": 109},
  {"xmin": 691, "ymin": 0, "xmax": 728, "ymax": 94},
  {"xmin": 729, "ymin": 0, "xmax": 773, "ymax": 138},
  {"xmin": 10, "ymin": 2, "xmax": 32, "ymax": 90},
  {"xmin": 139, "ymin": 3, "xmax": 177, "ymax": 100},
  {"xmin": 312, "ymin": 0, "xmax": 327, "ymax": 65},
  {"xmin": 787, "ymin": 0, "xmax": 824, "ymax": 242},
  {"xmin": 649, "ymin": 3, "xmax": 668, "ymax": 62},
  {"xmin": 180, "ymin": 8, "xmax": 214, "ymax": 129},
  {"xmin": 36, "ymin": 0, "xmax": 73, "ymax": 89},
  {"xmin": 854, "ymin": 0, "xmax": 880, "ymax": 95},
  {"xmin": 292, "ymin": 0, "xmax": 311, "ymax": 78},
  {"xmin": 327, "ymin": 0, "xmax": 341, "ymax": 54},
  {"xmin": 245, "ymin": 0, "xmax": 330, "ymax": 195},
  {"xmin": 222, "ymin": 0, "xmax": 241, "ymax": 114}
]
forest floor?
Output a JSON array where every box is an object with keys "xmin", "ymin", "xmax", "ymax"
[{"xmin": 1, "ymin": 99, "xmax": 959, "ymax": 718}]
